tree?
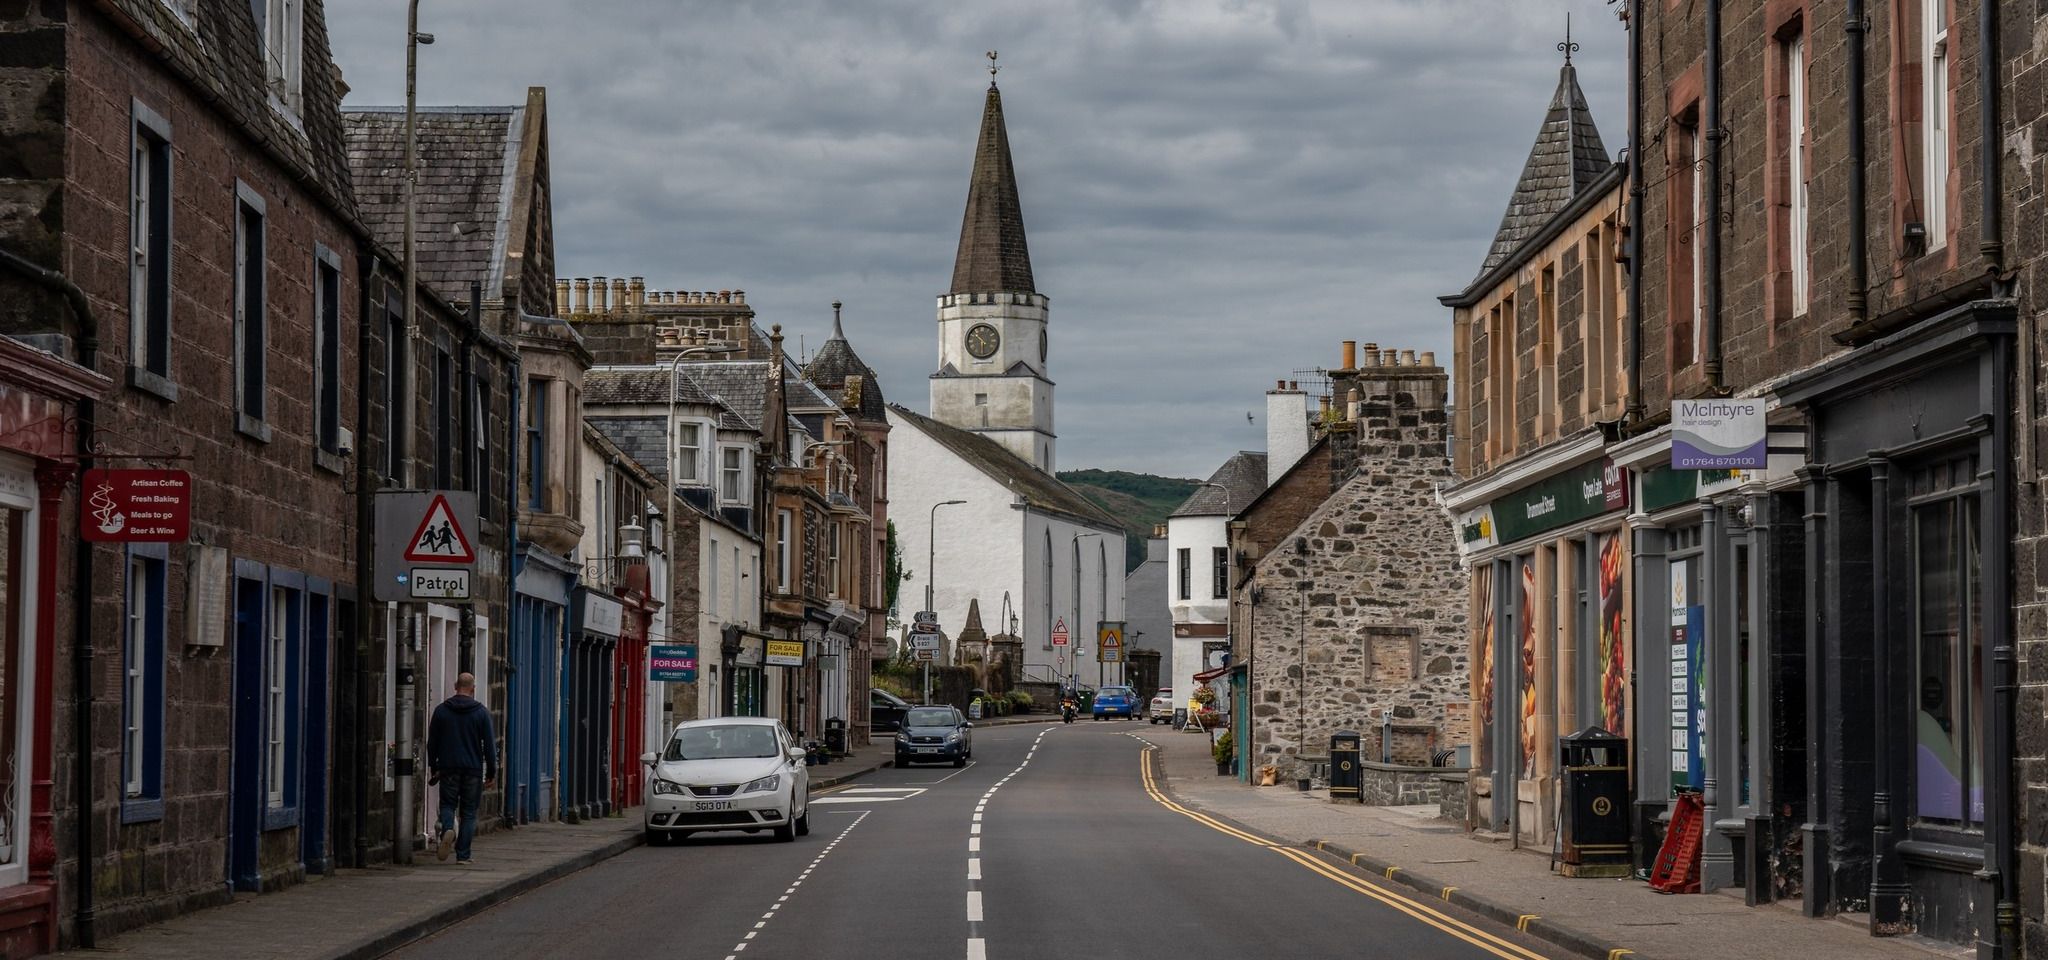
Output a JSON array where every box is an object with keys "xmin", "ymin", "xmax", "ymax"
[{"xmin": 884, "ymin": 519, "xmax": 905, "ymax": 615}]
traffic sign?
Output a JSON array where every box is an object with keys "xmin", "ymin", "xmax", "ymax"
[
  {"xmin": 911, "ymin": 621, "xmax": 942, "ymax": 635},
  {"xmin": 409, "ymin": 568, "xmax": 470, "ymax": 600},
  {"xmin": 909, "ymin": 633, "xmax": 941, "ymax": 652},
  {"xmin": 403, "ymin": 493, "xmax": 476, "ymax": 563},
  {"xmin": 1097, "ymin": 621, "xmax": 1125, "ymax": 663},
  {"xmin": 914, "ymin": 648, "xmax": 937, "ymax": 662},
  {"xmin": 1051, "ymin": 616, "xmax": 1069, "ymax": 646},
  {"xmin": 913, "ymin": 610, "xmax": 938, "ymax": 625}
]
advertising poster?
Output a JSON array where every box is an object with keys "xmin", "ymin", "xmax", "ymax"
[
  {"xmin": 1519, "ymin": 559, "xmax": 1539, "ymax": 779},
  {"xmin": 1474, "ymin": 574, "xmax": 1495, "ymax": 771},
  {"xmin": 1597, "ymin": 534, "xmax": 1627, "ymax": 734}
]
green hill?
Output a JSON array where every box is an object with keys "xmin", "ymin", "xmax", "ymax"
[{"xmin": 1058, "ymin": 469, "xmax": 1201, "ymax": 571}]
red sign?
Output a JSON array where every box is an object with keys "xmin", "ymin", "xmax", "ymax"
[
  {"xmin": 81, "ymin": 469, "xmax": 191, "ymax": 542},
  {"xmin": 1602, "ymin": 459, "xmax": 1630, "ymax": 511},
  {"xmin": 1051, "ymin": 616, "xmax": 1069, "ymax": 646},
  {"xmin": 402, "ymin": 493, "xmax": 476, "ymax": 564}
]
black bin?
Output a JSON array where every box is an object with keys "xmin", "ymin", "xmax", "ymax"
[
  {"xmin": 1328, "ymin": 730, "xmax": 1362, "ymax": 803},
  {"xmin": 1558, "ymin": 726, "xmax": 1631, "ymax": 878},
  {"xmin": 824, "ymin": 717, "xmax": 847, "ymax": 755}
]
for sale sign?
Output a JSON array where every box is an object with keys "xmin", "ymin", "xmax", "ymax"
[
  {"xmin": 649, "ymin": 644, "xmax": 698, "ymax": 683},
  {"xmin": 81, "ymin": 469, "xmax": 191, "ymax": 542}
]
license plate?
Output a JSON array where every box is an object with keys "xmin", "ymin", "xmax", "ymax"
[
  {"xmin": 692, "ymin": 800, "xmax": 734, "ymax": 811},
  {"xmin": 916, "ymin": 747, "xmax": 938, "ymax": 754}
]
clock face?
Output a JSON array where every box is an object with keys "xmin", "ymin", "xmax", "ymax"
[{"xmin": 966, "ymin": 323, "xmax": 1001, "ymax": 360}]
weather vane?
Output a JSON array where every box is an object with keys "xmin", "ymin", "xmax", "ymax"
[
  {"xmin": 987, "ymin": 49, "xmax": 1000, "ymax": 84},
  {"xmin": 1558, "ymin": 13, "xmax": 1578, "ymax": 64}
]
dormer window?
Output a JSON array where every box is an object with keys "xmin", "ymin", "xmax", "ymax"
[{"xmin": 255, "ymin": 0, "xmax": 303, "ymax": 118}]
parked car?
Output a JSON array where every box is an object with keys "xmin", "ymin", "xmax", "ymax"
[
  {"xmin": 894, "ymin": 706, "xmax": 974, "ymax": 767},
  {"xmin": 1091, "ymin": 685, "xmax": 1139, "ymax": 720},
  {"xmin": 871, "ymin": 688, "xmax": 912, "ymax": 731},
  {"xmin": 641, "ymin": 717, "xmax": 811, "ymax": 844},
  {"xmin": 1148, "ymin": 688, "xmax": 1174, "ymax": 724}
]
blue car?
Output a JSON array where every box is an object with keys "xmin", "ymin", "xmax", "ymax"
[{"xmin": 1091, "ymin": 686, "xmax": 1139, "ymax": 720}]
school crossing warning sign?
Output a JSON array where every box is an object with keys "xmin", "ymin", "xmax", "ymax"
[
  {"xmin": 403, "ymin": 494, "xmax": 476, "ymax": 563},
  {"xmin": 374, "ymin": 490, "xmax": 479, "ymax": 603}
]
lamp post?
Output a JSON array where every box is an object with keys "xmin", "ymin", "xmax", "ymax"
[
  {"xmin": 924, "ymin": 499, "xmax": 967, "ymax": 703},
  {"xmin": 662, "ymin": 344, "xmax": 741, "ymax": 722},
  {"xmin": 393, "ymin": 3, "xmax": 432, "ymax": 867}
]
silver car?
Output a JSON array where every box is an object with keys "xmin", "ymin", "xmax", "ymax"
[{"xmin": 641, "ymin": 717, "xmax": 812, "ymax": 843}]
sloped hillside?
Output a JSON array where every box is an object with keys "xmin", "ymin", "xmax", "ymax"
[{"xmin": 1058, "ymin": 469, "xmax": 1201, "ymax": 571}]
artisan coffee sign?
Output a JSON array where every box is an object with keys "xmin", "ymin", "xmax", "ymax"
[
  {"xmin": 1672, "ymin": 399, "xmax": 1766, "ymax": 469},
  {"xmin": 81, "ymin": 469, "xmax": 191, "ymax": 542}
]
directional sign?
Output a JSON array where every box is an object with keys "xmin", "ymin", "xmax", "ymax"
[
  {"xmin": 909, "ymin": 633, "xmax": 941, "ymax": 652},
  {"xmin": 1051, "ymin": 616, "xmax": 1069, "ymax": 646},
  {"xmin": 913, "ymin": 610, "xmax": 939, "ymax": 625},
  {"xmin": 375, "ymin": 491, "xmax": 479, "ymax": 603},
  {"xmin": 403, "ymin": 493, "xmax": 476, "ymax": 563},
  {"xmin": 910, "ymin": 621, "xmax": 942, "ymax": 635}
]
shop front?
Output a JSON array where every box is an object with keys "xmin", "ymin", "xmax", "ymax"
[
  {"xmin": 1449, "ymin": 444, "xmax": 1631, "ymax": 846},
  {"xmin": 1771, "ymin": 301, "xmax": 2014, "ymax": 947},
  {"xmin": 611, "ymin": 573, "xmax": 657, "ymax": 813},
  {"xmin": 564, "ymin": 589, "xmax": 621, "ymax": 821}
]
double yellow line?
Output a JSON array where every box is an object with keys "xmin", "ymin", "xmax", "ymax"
[{"xmin": 1138, "ymin": 749, "xmax": 1557, "ymax": 960}]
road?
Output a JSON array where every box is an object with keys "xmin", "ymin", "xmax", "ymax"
[{"xmin": 390, "ymin": 722, "xmax": 1561, "ymax": 960}]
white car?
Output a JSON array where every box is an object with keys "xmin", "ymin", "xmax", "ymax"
[
  {"xmin": 1148, "ymin": 688, "xmax": 1174, "ymax": 724},
  {"xmin": 641, "ymin": 717, "xmax": 812, "ymax": 844}
]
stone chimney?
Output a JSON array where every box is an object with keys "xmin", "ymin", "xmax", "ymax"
[
  {"xmin": 554, "ymin": 279, "xmax": 570, "ymax": 316},
  {"xmin": 1266, "ymin": 380, "xmax": 1310, "ymax": 486},
  {"xmin": 591, "ymin": 276, "xmax": 608, "ymax": 314},
  {"xmin": 611, "ymin": 278, "xmax": 627, "ymax": 315},
  {"xmin": 572, "ymin": 278, "xmax": 590, "ymax": 314},
  {"xmin": 629, "ymin": 277, "xmax": 646, "ymax": 314}
]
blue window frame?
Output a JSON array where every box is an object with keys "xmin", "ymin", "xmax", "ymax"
[{"xmin": 121, "ymin": 544, "xmax": 167, "ymax": 823}]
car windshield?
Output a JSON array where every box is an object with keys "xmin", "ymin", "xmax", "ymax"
[
  {"xmin": 665, "ymin": 724, "xmax": 782, "ymax": 760},
  {"xmin": 1100, "ymin": 688, "xmax": 1131, "ymax": 698},
  {"xmin": 905, "ymin": 708, "xmax": 957, "ymax": 727}
]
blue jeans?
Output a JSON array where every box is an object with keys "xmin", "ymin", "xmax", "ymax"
[{"xmin": 436, "ymin": 772, "xmax": 483, "ymax": 861}]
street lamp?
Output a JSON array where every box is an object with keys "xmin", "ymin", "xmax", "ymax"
[
  {"xmin": 393, "ymin": 2, "xmax": 435, "ymax": 868},
  {"xmin": 662, "ymin": 344, "xmax": 742, "ymax": 721},
  {"xmin": 923, "ymin": 499, "xmax": 967, "ymax": 703}
]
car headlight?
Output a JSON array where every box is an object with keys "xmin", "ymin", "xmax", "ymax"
[
  {"xmin": 742, "ymin": 773, "xmax": 782, "ymax": 794},
  {"xmin": 946, "ymin": 732, "xmax": 963, "ymax": 742},
  {"xmin": 895, "ymin": 733, "xmax": 909, "ymax": 743},
  {"xmin": 652, "ymin": 780, "xmax": 687, "ymax": 796}
]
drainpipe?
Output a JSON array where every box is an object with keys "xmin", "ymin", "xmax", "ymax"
[
  {"xmin": 1701, "ymin": 0, "xmax": 1724, "ymax": 391},
  {"xmin": 1867, "ymin": 456, "xmax": 1906, "ymax": 927},
  {"xmin": 1845, "ymin": 0, "xmax": 1868, "ymax": 326},
  {"xmin": 1986, "ymin": 350, "xmax": 2018, "ymax": 959},
  {"xmin": 1979, "ymin": 0, "xmax": 2004, "ymax": 274},
  {"xmin": 1624, "ymin": 0, "xmax": 1644, "ymax": 424},
  {"xmin": 0, "ymin": 248, "xmax": 99, "ymax": 947},
  {"xmin": 352, "ymin": 246, "xmax": 379, "ymax": 868},
  {"xmin": 504, "ymin": 359, "xmax": 523, "ymax": 826}
]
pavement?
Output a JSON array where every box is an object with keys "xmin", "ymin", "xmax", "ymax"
[
  {"xmin": 58, "ymin": 736, "xmax": 913, "ymax": 960},
  {"xmin": 1148, "ymin": 729, "xmax": 1973, "ymax": 960}
]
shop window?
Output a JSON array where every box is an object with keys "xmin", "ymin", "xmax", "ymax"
[
  {"xmin": 0, "ymin": 506, "xmax": 24, "ymax": 879},
  {"xmin": 123, "ymin": 546, "xmax": 167, "ymax": 821},
  {"xmin": 1912, "ymin": 475, "xmax": 1981, "ymax": 826}
]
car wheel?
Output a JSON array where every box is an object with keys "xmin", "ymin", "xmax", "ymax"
[
  {"xmin": 795, "ymin": 792, "xmax": 811, "ymax": 837},
  {"xmin": 644, "ymin": 826, "xmax": 664, "ymax": 846},
  {"xmin": 953, "ymin": 756, "xmax": 967, "ymax": 768},
  {"xmin": 774, "ymin": 815, "xmax": 796, "ymax": 842}
]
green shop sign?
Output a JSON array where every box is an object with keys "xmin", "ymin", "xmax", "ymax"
[
  {"xmin": 1638, "ymin": 465, "xmax": 1736, "ymax": 514},
  {"xmin": 1486, "ymin": 459, "xmax": 1616, "ymax": 545}
]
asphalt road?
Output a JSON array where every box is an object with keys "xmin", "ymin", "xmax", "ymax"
[{"xmin": 389, "ymin": 722, "xmax": 1562, "ymax": 960}]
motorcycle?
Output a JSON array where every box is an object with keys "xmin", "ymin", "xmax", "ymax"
[{"xmin": 1061, "ymin": 699, "xmax": 1077, "ymax": 724}]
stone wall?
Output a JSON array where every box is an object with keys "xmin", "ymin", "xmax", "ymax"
[
  {"xmin": 1437, "ymin": 770, "xmax": 1470, "ymax": 825},
  {"xmin": 1358, "ymin": 761, "xmax": 1454, "ymax": 807}
]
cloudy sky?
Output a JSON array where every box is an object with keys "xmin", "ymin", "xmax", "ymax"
[{"xmin": 328, "ymin": 0, "xmax": 1626, "ymax": 479}]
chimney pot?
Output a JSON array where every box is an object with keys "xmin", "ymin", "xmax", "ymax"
[
  {"xmin": 1275, "ymin": 379, "xmax": 1285, "ymax": 390},
  {"xmin": 573, "ymin": 278, "xmax": 590, "ymax": 314},
  {"xmin": 1422, "ymin": 351, "xmax": 1436, "ymax": 367},
  {"xmin": 1380, "ymin": 349, "xmax": 1397, "ymax": 366},
  {"xmin": 554, "ymin": 279, "xmax": 569, "ymax": 316},
  {"xmin": 1401, "ymin": 349, "xmax": 1416, "ymax": 366},
  {"xmin": 1342, "ymin": 340, "xmax": 1357, "ymax": 369}
]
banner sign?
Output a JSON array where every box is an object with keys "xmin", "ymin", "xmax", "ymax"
[
  {"xmin": 764, "ymin": 639, "xmax": 806, "ymax": 667},
  {"xmin": 1484, "ymin": 460, "xmax": 1617, "ymax": 545},
  {"xmin": 1672, "ymin": 399, "xmax": 1766, "ymax": 469},
  {"xmin": 81, "ymin": 469, "xmax": 191, "ymax": 542},
  {"xmin": 649, "ymin": 644, "xmax": 698, "ymax": 683}
]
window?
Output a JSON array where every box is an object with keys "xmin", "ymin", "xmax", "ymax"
[
  {"xmin": 314, "ymin": 247, "xmax": 341, "ymax": 456},
  {"xmin": 130, "ymin": 103, "xmax": 173, "ymax": 392},
  {"xmin": 829, "ymin": 523, "xmax": 841, "ymax": 598},
  {"xmin": 1912, "ymin": 478, "xmax": 1981, "ymax": 826},
  {"xmin": 1921, "ymin": 0, "xmax": 1950, "ymax": 249},
  {"xmin": 258, "ymin": 0, "xmax": 303, "ymax": 116},
  {"xmin": 720, "ymin": 447, "xmax": 745, "ymax": 504},
  {"xmin": 775, "ymin": 510, "xmax": 793, "ymax": 592},
  {"xmin": 266, "ymin": 585, "xmax": 299, "ymax": 809},
  {"xmin": 1211, "ymin": 546, "xmax": 1228, "ymax": 599},
  {"xmin": 433, "ymin": 348, "xmax": 453, "ymax": 489},
  {"xmin": 709, "ymin": 536, "xmax": 722, "ymax": 621},
  {"xmin": 1176, "ymin": 547, "xmax": 1191, "ymax": 601},
  {"xmin": 233, "ymin": 184, "xmax": 267, "ymax": 435},
  {"xmin": 676, "ymin": 422, "xmax": 702, "ymax": 484},
  {"xmin": 1785, "ymin": 32, "xmax": 1810, "ymax": 314},
  {"xmin": 385, "ymin": 291, "xmax": 408, "ymax": 483},
  {"xmin": 122, "ymin": 547, "xmax": 167, "ymax": 820},
  {"xmin": 468, "ymin": 372, "xmax": 491, "ymax": 520},
  {"xmin": 526, "ymin": 378, "xmax": 547, "ymax": 510}
]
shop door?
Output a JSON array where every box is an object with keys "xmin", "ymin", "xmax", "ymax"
[
  {"xmin": 227, "ymin": 573, "xmax": 266, "ymax": 889},
  {"xmin": 419, "ymin": 608, "xmax": 459, "ymax": 840},
  {"xmin": 300, "ymin": 592, "xmax": 330, "ymax": 873}
]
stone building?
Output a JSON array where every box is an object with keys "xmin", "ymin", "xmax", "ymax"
[
  {"xmin": 556, "ymin": 281, "xmax": 766, "ymax": 366},
  {"xmin": 1236, "ymin": 344, "xmax": 1463, "ymax": 783},
  {"xmin": 1437, "ymin": 54, "xmax": 1632, "ymax": 849}
]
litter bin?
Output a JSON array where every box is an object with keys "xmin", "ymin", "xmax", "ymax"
[
  {"xmin": 1558, "ymin": 726, "xmax": 1631, "ymax": 877},
  {"xmin": 1328, "ymin": 730, "xmax": 1362, "ymax": 803},
  {"xmin": 824, "ymin": 717, "xmax": 847, "ymax": 755}
]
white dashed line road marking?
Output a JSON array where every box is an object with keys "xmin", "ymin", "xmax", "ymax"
[
  {"xmin": 967, "ymin": 890, "xmax": 984, "ymax": 922},
  {"xmin": 968, "ymin": 857, "xmax": 981, "ymax": 880},
  {"xmin": 962, "ymin": 725, "xmax": 1062, "ymax": 959},
  {"xmin": 720, "ymin": 811, "xmax": 867, "ymax": 960}
]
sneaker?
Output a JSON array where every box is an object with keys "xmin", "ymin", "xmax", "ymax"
[
  {"xmin": 436, "ymin": 829, "xmax": 454, "ymax": 861},
  {"xmin": 455, "ymin": 858, "xmax": 473, "ymax": 866}
]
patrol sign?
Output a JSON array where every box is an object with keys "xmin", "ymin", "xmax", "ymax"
[{"xmin": 374, "ymin": 490, "xmax": 479, "ymax": 603}]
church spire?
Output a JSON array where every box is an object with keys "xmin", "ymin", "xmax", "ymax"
[
  {"xmin": 950, "ymin": 57, "xmax": 1035, "ymax": 295},
  {"xmin": 1476, "ymin": 39, "xmax": 1611, "ymax": 275}
]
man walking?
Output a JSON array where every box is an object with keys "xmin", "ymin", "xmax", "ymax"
[{"xmin": 426, "ymin": 672, "xmax": 496, "ymax": 863}]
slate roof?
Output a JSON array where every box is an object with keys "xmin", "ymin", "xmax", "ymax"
[
  {"xmin": 950, "ymin": 84, "xmax": 1035, "ymax": 294},
  {"xmin": 804, "ymin": 312, "xmax": 889, "ymax": 423},
  {"xmin": 1170, "ymin": 451, "xmax": 1270, "ymax": 518},
  {"xmin": 1478, "ymin": 63, "xmax": 1610, "ymax": 275},
  {"xmin": 889, "ymin": 404, "xmax": 1120, "ymax": 530},
  {"xmin": 680, "ymin": 361, "xmax": 774, "ymax": 432},
  {"xmin": 109, "ymin": 0, "xmax": 359, "ymax": 224},
  {"xmin": 582, "ymin": 366, "xmax": 717, "ymax": 405},
  {"xmin": 586, "ymin": 417, "xmax": 669, "ymax": 483},
  {"xmin": 342, "ymin": 105, "xmax": 524, "ymax": 302}
]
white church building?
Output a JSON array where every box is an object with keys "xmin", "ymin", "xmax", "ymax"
[{"xmin": 888, "ymin": 77, "xmax": 1126, "ymax": 690}]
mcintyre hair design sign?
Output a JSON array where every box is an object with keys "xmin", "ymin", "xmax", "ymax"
[{"xmin": 1671, "ymin": 399, "xmax": 1766, "ymax": 469}]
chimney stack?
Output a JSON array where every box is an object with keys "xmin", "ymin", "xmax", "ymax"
[{"xmin": 1266, "ymin": 381, "xmax": 1311, "ymax": 487}]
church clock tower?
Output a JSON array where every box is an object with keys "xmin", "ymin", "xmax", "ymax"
[{"xmin": 930, "ymin": 71, "xmax": 1057, "ymax": 472}]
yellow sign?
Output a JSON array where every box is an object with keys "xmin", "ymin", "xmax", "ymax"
[{"xmin": 765, "ymin": 639, "xmax": 805, "ymax": 667}]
